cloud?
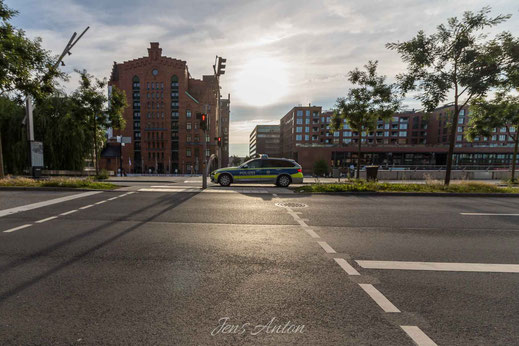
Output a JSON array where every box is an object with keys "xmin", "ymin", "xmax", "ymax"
[{"xmin": 6, "ymin": 0, "xmax": 519, "ymax": 156}]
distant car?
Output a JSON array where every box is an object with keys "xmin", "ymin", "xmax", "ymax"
[{"xmin": 210, "ymin": 157, "xmax": 303, "ymax": 187}]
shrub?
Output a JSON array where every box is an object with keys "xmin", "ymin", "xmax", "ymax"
[{"xmin": 313, "ymin": 159, "xmax": 329, "ymax": 177}]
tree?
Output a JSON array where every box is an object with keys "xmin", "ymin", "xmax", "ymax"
[
  {"xmin": 0, "ymin": 0, "xmax": 63, "ymax": 177},
  {"xmin": 72, "ymin": 70, "xmax": 127, "ymax": 174},
  {"xmin": 387, "ymin": 7, "xmax": 511, "ymax": 185},
  {"xmin": 230, "ymin": 155, "xmax": 241, "ymax": 166},
  {"xmin": 313, "ymin": 159, "xmax": 329, "ymax": 177},
  {"xmin": 331, "ymin": 61, "xmax": 399, "ymax": 179},
  {"xmin": 467, "ymin": 94, "xmax": 519, "ymax": 181}
]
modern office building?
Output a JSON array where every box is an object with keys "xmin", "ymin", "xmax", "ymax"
[
  {"xmin": 278, "ymin": 104, "xmax": 518, "ymax": 174},
  {"xmin": 249, "ymin": 125, "xmax": 281, "ymax": 157},
  {"xmin": 103, "ymin": 42, "xmax": 229, "ymax": 174}
]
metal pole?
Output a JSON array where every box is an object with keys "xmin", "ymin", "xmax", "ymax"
[{"xmin": 202, "ymin": 105, "xmax": 208, "ymax": 189}]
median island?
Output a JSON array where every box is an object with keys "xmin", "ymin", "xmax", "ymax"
[
  {"xmin": 296, "ymin": 181, "xmax": 519, "ymax": 194},
  {"xmin": 0, "ymin": 177, "xmax": 118, "ymax": 190}
]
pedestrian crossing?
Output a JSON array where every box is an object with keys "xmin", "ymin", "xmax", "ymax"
[{"xmin": 137, "ymin": 186, "xmax": 294, "ymax": 194}]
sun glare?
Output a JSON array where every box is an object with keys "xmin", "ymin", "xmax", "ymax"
[{"xmin": 233, "ymin": 56, "xmax": 290, "ymax": 107}]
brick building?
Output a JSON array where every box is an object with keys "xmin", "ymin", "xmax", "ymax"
[
  {"xmin": 278, "ymin": 104, "xmax": 518, "ymax": 174},
  {"xmin": 103, "ymin": 42, "xmax": 229, "ymax": 174},
  {"xmin": 249, "ymin": 125, "xmax": 281, "ymax": 157}
]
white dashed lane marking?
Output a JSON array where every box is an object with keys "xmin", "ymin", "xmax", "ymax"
[
  {"xmin": 461, "ymin": 212, "xmax": 519, "ymax": 216},
  {"xmin": 317, "ymin": 241, "xmax": 336, "ymax": 254},
  {"xmin": 1, "ymin": 193, "xmax": 136, "ymax": 234},
  {"xmin": 334, "ymin": 258, "xmax": 360, "ymax": 276},
  {"xmin": 3, "ymin": 224, "xmax": 32, "ymax": 233},
  {"xmin": 359, "ymin": 284, "xmax": 401, "ymax": 313},
  {"xmin": 400, "ymin": 326, "xmax": 438, "ymax": 346},
  {"xmin": 0, "ymin": 191, "xmax": 102, "ymax": 218},
  {"xmin": 35, "ymin": 216, "xmax": 58, "ymax": 224},
  {"xmin": 356, "ymin": 260, "xmax": 519, "ymax": 273},
  {"xmin": 60, "ymin": 210, "xmax": 78, "ymax": 216}
]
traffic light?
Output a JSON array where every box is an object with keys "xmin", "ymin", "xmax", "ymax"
[
  {"xmin": 217, "ymin": 57, "xmax": 226, "ymax": 75},
  {"xmin": 196, "ymin": 113, "xmax": 208, "ymax": 131},
  {"xmin": 217, "ymin": 137, "xmax": 222, "ymax": 147}
]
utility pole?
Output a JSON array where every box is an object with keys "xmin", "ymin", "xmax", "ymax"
[{"xmin": 213, "ymin": 56, "xmax": 226, "ymax": 168}]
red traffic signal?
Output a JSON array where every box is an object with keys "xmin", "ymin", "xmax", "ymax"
[{"xmin": 217, "ymin": 137, "xmax": 222, "ymax": 146}]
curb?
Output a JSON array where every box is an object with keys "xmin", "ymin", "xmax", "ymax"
[
  {"xmin": 0, "ymin": 186, "xmax": 123, "ymax": 192},
  {"xmin": 292, "ymin": 191, "xmax": 519, "ymax": 197}
]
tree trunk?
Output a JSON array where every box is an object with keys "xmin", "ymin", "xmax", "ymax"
[
  {"xmin": 93, "ymin": 114, "xmax": 99, "ymax": 175},
  {"xmin": 0, "ymin": 131, "xmax": 4, "ymax": 178},
  {"xmin": 357, "ymin": 131, "xmax": 362, "ymax": 179},
  {"xmin": 512, "ymin": 135, "xmax": 518, "ymax": 182},
  {"xmin": 445, "ymin": 104, "xmax": 459, "ymax": 185}
]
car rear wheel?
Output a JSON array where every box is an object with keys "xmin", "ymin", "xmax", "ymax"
[
  {"xmin": 276, "ymin": 175, "xmax": 291, "ymax": 187},
  {"xmin": 218, "ymin": 174, "xmax": 232, "ymax": 187}
]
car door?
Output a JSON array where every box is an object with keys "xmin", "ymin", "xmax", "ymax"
[
  {"xmin": 262, "ymin": 159, "xmax": 280, "ymax": 183},
  {"xmin": 236, "ymin": 159, "xmax": 262, "ymax": 182}
]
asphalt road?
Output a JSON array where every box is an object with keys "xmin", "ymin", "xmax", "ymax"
[{"xmin": 1, "ymin": 186, "xmax": 518, "ymax": 345}]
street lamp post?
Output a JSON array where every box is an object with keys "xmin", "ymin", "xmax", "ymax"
[{"xmin": 213, "ymin": 56, "xmax": 226, "ymax": 168}]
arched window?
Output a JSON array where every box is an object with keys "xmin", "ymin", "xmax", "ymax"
[
  {"xmin": 132, "ymin": 75, "xmax": 140, "ymax": 90},
  {"xmin": 171, "ymin": 75, "xmax": 179, "ymax": 87}
]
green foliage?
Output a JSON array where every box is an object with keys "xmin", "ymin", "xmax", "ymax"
[
  {"xmin": 297, "ymin": 181, "xmax": 517, "ymax": 194},
  {"xmin": 0, "ymin": 176, "xmax": 117, "ymax": 190},
  {"xmin": 332, "ymin": 61, "xmax": 399, "ymax": 134},
  {"xmin": 387, "ymin": 7, "xmax": 510, "ymax": 111},
  {"xmin": 94, "ymin": 169, "xmax": 109, "ymax": 180},
  {"xmin": 230, "ymin": 155, "xmax": 241, "ymax": 166},
  {"xmin": 387, "ymin": 7, "xmax": 511, "ymax": 184},
  {"xmin": 0, "ymin": 96, "xmax": 27, "ymax": 173},
  {"xmin": 313, "ymin": 159, "xmax": 329, "ymax": 176},
  {"xmin": 0, "ymin": 0, "xmax": 64, "ymax": 100}
]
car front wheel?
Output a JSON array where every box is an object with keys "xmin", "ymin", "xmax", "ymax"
[
  {"xmin": 276, "ymin": 175, "xmax": 291, "ymax": 187},
  {"xmin": 219, "ymin": 174, "xmax": 232, "ymax": 187}
]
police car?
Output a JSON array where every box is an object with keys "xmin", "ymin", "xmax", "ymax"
[{"xmin": 210, "ymin": 155, "xmax": 303, "ymax": 187}]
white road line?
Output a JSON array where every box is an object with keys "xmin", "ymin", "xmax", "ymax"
[
  {"xmin": 95, "ymin": 200, "xmax": 106, "ymax": 205},
  {"xmin": 60, "ymin": 210, "xmax": 78, "ymax": 216},
  {"xmin": 126, "ymin": 192, "xmax": 136, "ymax": 195},
  {"xmin": 461, "ymin": 212, "xmax": 519, "ymax": 216},
  {"xmin": 359, "ymin": 284, "xmax": 400, "ymax": 313},
  {"xmin": 318, "ymin": 241, "xmax": 336, "ymax": 254},
  {"xmin": 334, "ymin": 258, "xmax": 360, "ymax": 275},
  {"xmin": 3, "ymin": 224, "xmax": 32, "ymax": 233},
  {"xmin": 303, "ymin": 228, "xmax": 320, "ymax": 238},
  {"xmin": 296, "ymin": 219, "xmax": 308, "ymax": 227},
  {"xmin": 150, "ymin": 185, "xmax": 177, "ymax": 188},
  {"xmin": 0, "ymin": 191, "xmax": 102, "ymax": 218},
  {"xmin": 400, "ymin": 326, "xmax": 437, "ymax": 346},
  {"xmin": 79, "ymin": 204, "xmax": 94, "ymax": 210},
  {"xmin": 138, "ymin": 188, "xmax": 200, "ymax": 192},
  {"xmin": 35, "ymin": 216, "xmax": 58, "ymax": 223},
  {"xmin": 272, "ymin": 193, "xmax": 278, "ymax": 197},
  {"xmin": 356, "ymin": 260, "xmax": 519, "ymax": 273},
  {"xmin": 107, "ymin": 197, "xmax": 118, "ymax": 201}
]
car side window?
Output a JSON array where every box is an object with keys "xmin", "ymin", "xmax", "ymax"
[
  {"xmin": 262, "ymin": 160, "xmax": 274, "ymax": 168},
  {"xmin": 246, "ymin": 160, "xmax": 262, "ymax": 169}
]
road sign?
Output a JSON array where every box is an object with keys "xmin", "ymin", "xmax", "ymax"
[{"xmin": 30, "ymin": 141, "xmax": 44, "ymax": 167}]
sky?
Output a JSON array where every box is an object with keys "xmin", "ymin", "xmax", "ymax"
[{"xmin": 7, "ymin": 0, "xmax": 519, "ymax": 156}]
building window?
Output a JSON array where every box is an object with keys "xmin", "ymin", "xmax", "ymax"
[
  {"xmin": 172, "ymin": 111, "xmax": 179, "ymax": 118},
  {"xmin": 187, "ymin": 134, "xmax": 192, "ymax": 142},
  {"xmin": 399, "ymin": 123, "xmax": 407, "ymax": 130},
  {"xmin": 187, "ymin": 122, "xmax": 191, "ymax": 130},
  {"xmin": 297, "ymin": 110, "xmax": 303, "ymax": 116},
  {"xmin": 305, "ymin": 118, "xmax": 310, "ymax": 124},
  {"xmin": 305, "ymin": 126, "xmax": 309, "ymax": 132},
  {"xmin": 305, "ymin": 135, "xmax": 309, "ymax": 140},
  {"xmin": 186, "ymin": 149, "xmax": 191, "ymax": 157},
  {"xmin": 457, "ymin": 126, "xmax": 463, "ymax": 132},
  {"xmin": 296, "ymin": 127, "xmax": 302, "ymax": 133},
  {"xmin": 457, "ymin": 135, "xmax": 462, "ymax": 141},
  {"xmin": 398, "ymin": 131, "xmax": 408, "ymax": 137},
  {"xmin": 132, "ymin": 76, "xmax": 140, "ymax": 89},
  {"xmin": 206, "ymin": 149, "xmax": 211, "ymax": 157},
  {"xmin": 186, "ymin": 110, "xmax": 191, "ymax": 118},
  {"xmin": 296, "ymin": 135, "xmax": 302, "ymax": 141},
  {"xmin": 499, "ymin": 135, "xmax": 506, "ymax": 141},
  {"xmin": 171, "ymin": 75, "xmax": 179, "ymax": 87},
  {"xmin": 296, "ymin": 118, "xmax": 303, "ymax": 124},
  {"xmin": 305, "ymin": 110, "xmax": 310, "ymax": 116}
]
